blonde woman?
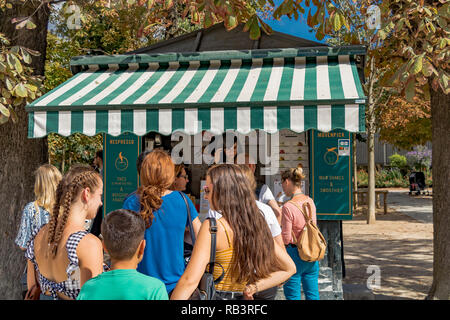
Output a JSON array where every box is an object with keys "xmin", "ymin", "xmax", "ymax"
[{"xmin": 15, "ymin": 164, "xmax": 62, "ymax": 251}]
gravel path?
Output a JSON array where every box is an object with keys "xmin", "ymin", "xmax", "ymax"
[{"xmin": 342, "ymin": 188, "xmax": 433, "ymax": 300}]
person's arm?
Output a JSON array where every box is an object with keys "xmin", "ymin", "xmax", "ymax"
[
  {"xmin": 187, "ymin": 195, "xmax": 201, "ymax": 238},
  {"xmin": 260, "ymin": 186, "xmax": 282, "ymax": 224},
  {"xmin": 243, "ymin": 239, "xmax": 296, "ymax": 300},
  {"xmin": 281, "ymin": 205, "xmax": 294, "ymax": 245},
  {"xmin": 273, "ymin": 234, "xmax": 284, "ymax": 248},
  {"xmin": 26, "ymin": 259, "xmax": 36, "ymax": 290},
  {"xmin": 77, "ymin": 234, "xmax": 104, "ymax": 287},
  {"xmin": 192, "ymin": 217, "xmax": 201, "ymax": 238},
  {"xmin": 267, "ymin": 199, "xmax": 282, "ymax": 225},
  {"xmin": 171, "ymin": 220, "xmax": 213, "ymax": 300}
]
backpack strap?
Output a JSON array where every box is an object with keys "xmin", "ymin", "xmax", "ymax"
[
  {"xmin": 287, "ymin": 199, "xmax": 311, "ymax": 223},
  {"xmin": 206, "ymin": 217, "xmax": 225, "ymax": 284},
  {"xmin": 179, "ymin": 191, "xmax": 196, "ymax": 245},
  {"xmin": 288, "ymin": 199, "xmax": 314, "ymax": 244}
]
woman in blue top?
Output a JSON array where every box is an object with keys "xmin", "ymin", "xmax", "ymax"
[{"xmin": 130, "ymin": 150, "xmax": 201, "ymax": 295}]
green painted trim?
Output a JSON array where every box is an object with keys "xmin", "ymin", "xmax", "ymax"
[
  {"xmin": 25, "ymin": 98, "xmax": 366, "ymax": 112},
  {"xmin": 69, "ymin": 46, "xmax": 367, "ymax": 69}
]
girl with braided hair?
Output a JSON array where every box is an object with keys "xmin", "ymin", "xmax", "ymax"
[{"xmin": 25, "ymin": 165, "xmax": 104, "ymax": 300}]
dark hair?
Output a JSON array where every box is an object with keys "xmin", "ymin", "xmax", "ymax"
[
  {"xmin": 96, "ymin": 150, "xmax": 103, "ymax": 160},
  {"xmin": 136, "ymin": 150, "xmax": 151, "ymax": 175},
  {"xmin": 101, "ymin": 209, "xmax": 145, "ymax": 260}
]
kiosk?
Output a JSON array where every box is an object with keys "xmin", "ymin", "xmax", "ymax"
[{"xmin": 26, "ymin": 24, "xmax": 366, "ymax": 299}]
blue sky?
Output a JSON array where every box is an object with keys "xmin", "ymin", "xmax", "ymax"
[{"xmin": 260, "ymin": 0, "xmax": 325, "ymax": 44}]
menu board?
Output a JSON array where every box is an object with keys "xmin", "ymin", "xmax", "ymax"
[
  {"xmin": 103, "ymin": 133, "xmax": 140, "ymax": 216},
  {"xmin": 310, "ymin": 129, "xmax": 352, "ymax": 220}
]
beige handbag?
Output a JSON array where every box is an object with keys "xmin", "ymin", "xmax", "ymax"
[{"xmin": 289, "ymin": 200, "xmax": 327, "ymax": 262}]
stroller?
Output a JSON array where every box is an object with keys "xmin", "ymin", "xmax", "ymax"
[{"xmin": 409, "ymin": 172, "xmax": 430, "ymax": 195}]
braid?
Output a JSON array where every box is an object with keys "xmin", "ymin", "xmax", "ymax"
[
  {"xmin": 50, "ymin": 183, "xmax": 75, "ymax": 257},
  {"xmin": 47, "ymin": 179, "xmax": 64, "ymax": 251},
  {"xmin": 47, "ymin": 170, "xmax": 100, "ymax": 257}
]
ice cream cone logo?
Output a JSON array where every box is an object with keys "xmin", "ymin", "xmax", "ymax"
[
  {"xmin": 324, "ymin": 147, "xmax": 339, "ymax": 165},
  {"xmin": 115, "ymin": 152, "xmax": 128, "ymax": 171}
]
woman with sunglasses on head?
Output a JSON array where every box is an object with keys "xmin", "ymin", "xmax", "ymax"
[
  {"xmin": 137, "ymin": 150, "xmax": 201, "ymax": 296},
  {"xmin": 171, "ymin": 164, "xmax": 296, "ymax": 300}
]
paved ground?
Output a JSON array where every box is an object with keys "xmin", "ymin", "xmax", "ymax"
[
  {"xmin": 342, "ymin": 188, "xmax": 433, "ymax": 300},
  {"xmin": 386, "ymin": 189, "xmax": 432, "ymax": 223}
]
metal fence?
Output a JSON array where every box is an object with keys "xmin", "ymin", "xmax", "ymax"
[{"xmin": 356, "ymin": 133, "xmax": 432, "ymax": 166}]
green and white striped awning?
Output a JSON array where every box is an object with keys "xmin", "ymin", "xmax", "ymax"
[{"xmin": 27, "ymin": 47, "xmax": 366, "ymax": 138}]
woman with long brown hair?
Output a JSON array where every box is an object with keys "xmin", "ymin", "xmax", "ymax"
[
  {"xmin": 25, "ymin": 165, "xmax": 104, "ymax": 300},
  {"xmin": 136, "ymin": 150, "xmax": 201, "ymax": 295},
  {"xmin": 171, "ymin": 164, "xmax": 296, "ymax": 300}
]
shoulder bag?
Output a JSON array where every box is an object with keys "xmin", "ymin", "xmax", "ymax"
[{"xmin": 180, "ymin": 191, "xmax": 225, "ymax": 300}]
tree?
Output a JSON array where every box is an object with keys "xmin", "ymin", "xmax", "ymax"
[
  {"xmin": 377, "ymin": 94, "xmax": 431, "ymax": 150},
  {"xmin": 297, "ymin": 0, "xmax": 385, "ymax": 224},
  {"xmin": 374, "ymin": 0, "xmax": 449, "ymax": 300},
  {"xmin": 0, "ymin": 0, "xmax": 50, "ymax": 299}
]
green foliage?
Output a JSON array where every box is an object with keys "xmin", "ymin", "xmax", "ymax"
[
  {"xmin": 357, "ymin": 165, "xmax": 432, "ymax": 189},
  {"xmin": 389, "ymin": 154, "xmax": 407, "ymax": 169},
  {"xmin": 375, "ymin": 168, "xmax": 409, "ymax": 188},
  {"xmin": 0, "ymin": 33, "xmax": 43, "ymax": 125},
  {"xmin": 357, "ymin": 168, "xmax": 408, "ymax": 188},
  {"xmin": 48, "ymin": 133, "xmax": 103, "ymax": 174}
]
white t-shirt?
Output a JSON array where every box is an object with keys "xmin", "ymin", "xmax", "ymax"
[
  {"xmin": 206, "ymin": 200, "xmax": 281, "ymax": 238},
  {"xmin": 258, "ymin": 184, "xmax": 276, "ymax": 204}
]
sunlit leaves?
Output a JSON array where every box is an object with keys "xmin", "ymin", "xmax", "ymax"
[{"xmin": 0, "ymin": 33, "xmax": 43, "ymax": 125}]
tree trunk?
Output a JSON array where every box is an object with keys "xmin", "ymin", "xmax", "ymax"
[
  {"xmin": 0, "ymin": 1, "xmax": 49, "ymax": 299},
  {"xmin": 427, "ymin": 87, "xmax": 450, "ymax": 300},
  {"xmin": 352, "ymin": 133, "xmax": 357, "ymax": 206},
  {"xmin": 366, "ymin": 57, "xmax": 376, "ymax": 224}
]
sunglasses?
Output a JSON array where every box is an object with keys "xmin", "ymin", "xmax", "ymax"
[{"xmin": 203, "ymin": 186, "xmax": 211, "ymax": 194}]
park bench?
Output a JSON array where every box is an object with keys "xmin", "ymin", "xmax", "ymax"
[{"xmin": 353, "ymin": 189, "xmax": 389, "ymax": 215}]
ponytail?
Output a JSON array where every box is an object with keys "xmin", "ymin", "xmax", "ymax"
[
  {"xmin": 281, "ymin": 164, "xmax": 305, "ymax": 187},
  {"xmin": 138, "ymin": 150, "xmax": 175, "ymax": 229}
]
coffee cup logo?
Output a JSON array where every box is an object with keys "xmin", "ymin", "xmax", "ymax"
[
  {"xmin": 324, "ymin": 147, "xmax": 339, "ymax": 165},
  {"xmin": 115, "ymin": 152, "xmax": 128, "ymax": 171}
]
